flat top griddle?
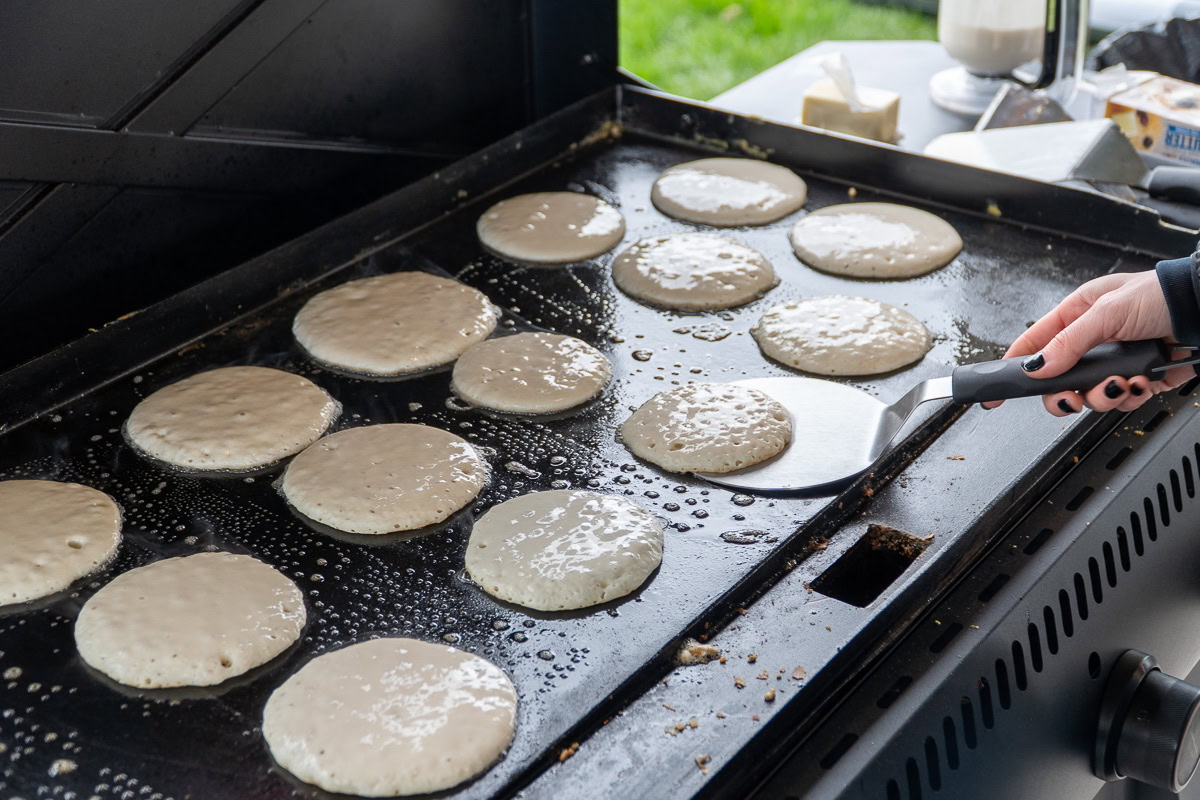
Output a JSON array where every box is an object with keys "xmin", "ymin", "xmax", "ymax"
[{"xmin": 0, "ymin": 87, "xmax": 1183, "ymax": 800}]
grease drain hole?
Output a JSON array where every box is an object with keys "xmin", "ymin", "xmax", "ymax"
[{"xmin": 811, "ymin": 525, "xmax": 932, "ymax": 608}]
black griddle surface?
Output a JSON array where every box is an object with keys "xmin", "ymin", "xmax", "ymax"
[{"xmin": 0, "ymin": 100, "xmax": 1162, "ymax": 800}]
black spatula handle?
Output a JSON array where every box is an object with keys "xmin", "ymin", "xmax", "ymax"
[
  {"xmin": 1147, "ymin": 166, "xmax": 1200, "ymax": 206},
  {"xmin": 951, "ymin": 340, "xmax": 1170, "ymax": 404}
]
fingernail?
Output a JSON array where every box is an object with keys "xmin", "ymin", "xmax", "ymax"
[
  {"xmin": 1104, "ymin": 380, "xmax": 1124, "ymax": 399},
  {"xmin": 1131, "ymin": 384, "xmax": 1145, "ymax": 397},
  {"xmin": 1022, "ymin": 353, "xmax": 1045, "ymax": 372},
  {"xmin": 1057, "ymin": 399, "xmax": 1078, "ymax": 414}
]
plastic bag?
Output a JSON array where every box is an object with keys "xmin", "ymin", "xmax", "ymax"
[{"xmin": 1089, "ymin": 16, "xmax": 1200, "ymax": 81}]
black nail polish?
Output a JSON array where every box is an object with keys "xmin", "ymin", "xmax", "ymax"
[
  {"xmin": 1131, "ymin": 384, "xmax": 1145, "ymax": 397},
  {"xmin": 1104, "ymin": 380, "xmax": 1124, "ymax": 399},
  {"xmin": 1057, "ymin": 399, "xmax": 1078, "ymax": 414},
  {"xmin": 1022, "ymin": 353, "xmax": 1045, "ymax": 372}
]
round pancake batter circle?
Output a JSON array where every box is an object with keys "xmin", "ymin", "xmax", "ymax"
[
  {"xmin": 0, "ymin": 480, "xmax": 121, "ymax": 606},
  {"xmin": 451, "ymin": 332, "xmax": 611, "ymax": 414},
  {"xmin": 611, "ymin": 232, "xmax": 777, "ymax": 310},
  {"xmin": 788, "ymin": 202, "xmax": 962, "ymax": 279},
  {"xmin": 752, "ymin": 295, "xmax": 931, "ymax": 376},
  {"xmin": 74, "ymin": 552, "xmax": 305, "ymax": 688},
  {"xmin": 292, "ymin": 272, "xmax": 500, "ymax": 376},
  {"xmin": 477, "ymin": 191, "xmax": 625, "ymax": 264},
  {"xmin": 281, "ymin": 423, "xmax": 487, "ymax": 534},
  {"xmin": 125, "ymin": 366, "xmax": 338, "ymax": 471},
  {"xmin": 650, "ymin": 157, "xmax": 807, "ymax": 226},
  {"xmin": 620, "ymin": 383, "xmax": 792, "ymax": 474},
  {"xmin": 466, "ymin": 490, "xmax": 664, "ymax": 611},
  {"xmin": 262, "ymin": 637, "xmax": 517, "ymax": 797}
]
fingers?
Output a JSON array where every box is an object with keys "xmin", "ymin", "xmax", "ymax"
[
  {"xmin": 1080, "ymin": 376, "xmax": 1132, "ymax": 411},
  {"xmin": 1117, "ymin": 376, "xmax": 1155, "ymax": 412},
  {"xmin": 1025, "ymin": 303, "xmax": 1122, "ymax": 379},
  {"xmin": 1043, "ymin": 391, "xmax": 1082, "ymax": 416},
  {"xmin": 1003, "ymin": 274, "xmax": 1129, "ymax": 360}
]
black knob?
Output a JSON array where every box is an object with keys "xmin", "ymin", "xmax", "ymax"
[{"xmin": 1095, "ymin": 650, "xmax": 1200, "ymax": 792}]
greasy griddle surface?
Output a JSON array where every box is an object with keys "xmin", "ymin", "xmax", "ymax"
[{"xmin": 0, "ymin": 134, "xmax": 1151, "ymax": 800}]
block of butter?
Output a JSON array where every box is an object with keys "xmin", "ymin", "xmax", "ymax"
[
  {"xmin": 801, "ymin": 79, "xmax": 900, "ymax": 143},
  {"xmin": 1106, "ymin": 75, "xmax": 1200, "ymax": 165}
]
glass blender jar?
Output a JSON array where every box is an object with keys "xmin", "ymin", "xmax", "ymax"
[{"xmin": 930, "ymin": 0, "xmax": 1088, "ymax": 118}]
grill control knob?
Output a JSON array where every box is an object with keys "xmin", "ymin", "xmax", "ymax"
[{"xmin": 1095, "ymin": 650, "xmax": 1200, "ymax": 792}]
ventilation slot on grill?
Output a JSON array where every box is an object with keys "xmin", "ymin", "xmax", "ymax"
[
  {"xmin": 1180, "ymin": 376, "xmax": 1200, "ymax": 395},
  {"xmin": 1058, "ymin": 589, "xmax": 1074, "ymax": 637},
  {"xmin": 1106, "ymin": 446, "xmax": 1133, "ymax": 471},
  {"xmin": 1145, "ymin": 498, "xmax": 1159, "ymax": 541},
  {"xmin": 1130, "ymin": 512, "xmax": 1145, "ymax": 555},
  {"xmin": 1171, "ymin": 469, "xmax": 1183, "ymax": 512},
  {"xmin": 1116, "ymin": 527, "xmax": 1131, "ymax": 572},
  {"xmin": 1157, "ymin": 484, "xmax": 1171, "ymax": 527},
  {"xmin": 942, "ymin": 716, "xmax": 959, "ymax": 769},
  {"xmin": 1027, "ymin": 624, "xmax": 1043, "ymax": 673},
  {"xmin": 961, "ymin": 697, "xmax": 978, "ymax": 747},
  {"xmin": 1023, "ymin": 528, "xmax": 1054, "ymax": 555},
  {"xmin": 1088, "ymin": 557, "xmax": 1104, "ymax": 604},
  {"xmin": 819, "ymin": 732, "xmax": 858, "ymax": 769},
  {"xmin": 878, "ymin": 675, "xmax": 913, "ymax": 709},
  {"xmin": 1012, "ymin": 641, "xmax": 1028, "ymax": 691},
  {"xmin": 1184, "ymin": 456, "xmax": 1195, "ymax": 499},
  {"xmin": 982, "ymin": 673, "xmax": 998, "ymax": 722},
  {"xmin": 887, "ymin": 779, "xmax": 901, "ymax": 800},
  {"xmin": 1144, "ymin": 410, "xmax": 1170, "ymax": 433},
  {"xmin": 906, "ymin": 757, "xmax": 922, "ymax": 800},
  {"xmin": 1065, "ymin": 486, "xmax": 1094, "ymax": 511},
  {"xmin": 930, "ymin": 622, "xmax": 963, "ymax": 654},
  {"xmin": 1102, "ymin": 541, "xmax": 1117, "ymax": 588},
  {"xmin": 1073, "ymin": 572, "xmax": 1089, "ymax": 620},
  {"xmin": 978, "ymin": 573, "xmax": 1009, "ymax": 603},
  {"xmin": 924, "ymin": 737, "xmax": 941, "ymax": 791},
  {"xmin": 1043, "ymin": 606, "xmax": 1059, "ymax": 655}
]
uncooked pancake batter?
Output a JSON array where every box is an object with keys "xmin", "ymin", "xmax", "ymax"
[
  {"xmin": 620, "ymin": 383, "xmax": 792, "ymax": 473},
  {"xmin": 465, "ymin": 489, "xmax": 664, "ymax": 611},
  {"xmin": 611, "ymin": 232, "xmax": 777, "ymax": 310},
  {"xmin": 752, "ymin": 295, "xmax": 931, "ymax": 376},
  {"xmin": 788, "ymin": 202, "xmax": 962, "ymax": 279},
  {"xmin": 452, "ymin": 332, "xmax": 611, "ymax": 414},
  {"xmin": 125, "ymin": 366, "xmax": 338, "ymax": 471},
  {"xmin": 0, "ymin": 480, "xmax": 121, "ymax": 605},
  {"xmin": 262, "ymin": 637, "xmax": 517, "ymax": 797},
  {"xmin": 651, "ymin": 157, "xmax": 807, "ymax": 226},
  {"xmin": 292, "ymin": 272, "xmax": 500, "ymax": 376},
  {"xmin": 74, "ymin": 552, "xmax": 305, "ymax": 688},
  {"xmin": 477, "ymin": 191, "xmax": 625, "ymax": 263},
  {"xmin": 281, "ymin": 423, "xmax": 487, "ymax": 534}
]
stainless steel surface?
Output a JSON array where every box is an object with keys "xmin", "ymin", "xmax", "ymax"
[
  {"xmin": 695, "ymin": 376, "xmax": 953, "ymax": 493},
  {"xmin": 924, "ymin": 119, "xmax": 1150, "ymax": 186}
]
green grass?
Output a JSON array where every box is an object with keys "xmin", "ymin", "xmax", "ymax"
[{"xmin": 619, "ymin": 0, "xmax": 936, "ymax": 101}]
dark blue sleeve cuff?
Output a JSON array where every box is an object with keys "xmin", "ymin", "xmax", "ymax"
[{"xmin": 1157, "ymin": 256, "xmax": 1200, "ymax": 345}]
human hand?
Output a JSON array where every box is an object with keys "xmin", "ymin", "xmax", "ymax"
[{"xmin": 982, "ymin": 270, "xmax": 1193, "ymax": 416}]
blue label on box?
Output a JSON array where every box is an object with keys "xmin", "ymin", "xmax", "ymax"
[{"xmin": 1165, "ymin": 123, "xmax": 1200, "ymax": 155}]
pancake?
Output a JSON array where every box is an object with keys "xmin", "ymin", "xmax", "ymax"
[
  {"xmin": 752, "ymin": 295, "xmax": 931, "ymax": 376},
  {"xmin": 74, "ymin": 552, "xmax": 305, "ymax": 688},
  {"xmin": 650, "ymin": 157, "xmax": 807, "ymax": 226},
  {"xmin": 125, "ymin": 366, "xmax": 338, "ymax": 471},
  {"xmin": 620, "ymin": 383, "xmax": 792, "ymax": 474},
  {"xmin": 611, "ymin": 232, "xmax": 777, "ymax": 310},
  {"xmin": 465, "ymin": 490, "xmax": 663, "ymax": 611},
  {"xmin": 292, "ymin": 272, "xmax": 500, "ymax": 376},
  {"xmin": 281, "ymin": 424, "xmax": 487, "ymax": 534},
  {"xmin": 788, "ymin": 202, "xmax": 962, "ymax": 279},
  {"xmin": 0, "ymin": 480, "xmax": 121, "ymax": 606},
  {"xmin": 477, "ymin": 191, "xmax": 625, "ymax": 264},
  {"xmin": 262, "ymin": 637, "xmax": 517, "ymax": 797},
  {"xmin": 451, "ymin": 332, "xmax": 611, "ymax": 414}
]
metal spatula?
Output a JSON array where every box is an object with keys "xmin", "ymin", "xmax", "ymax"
[{"xmin": 697, "ymin": 340, "xmax": 1197, "ymax": 494}]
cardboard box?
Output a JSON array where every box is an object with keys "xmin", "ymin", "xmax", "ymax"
[{"xmin": 1106, "ymin": 75, "xmax": 1200, "ymax": 165}]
